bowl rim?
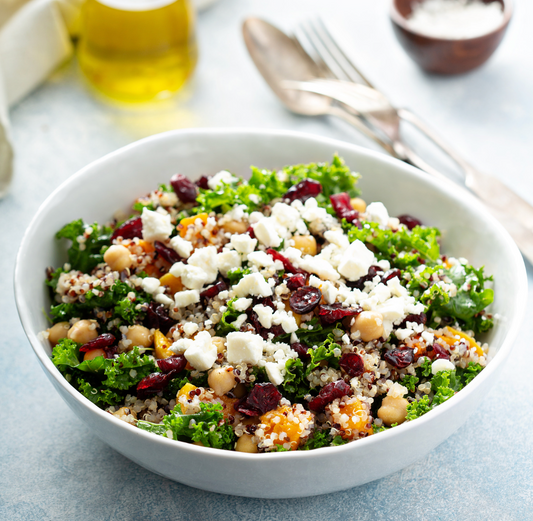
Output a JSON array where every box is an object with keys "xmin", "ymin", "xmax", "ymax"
[
  {"xmin": 390, "ymin": 0, "xmax": 514, "ymax": 43},
  {"xmin": 14, "ymin": 126, "xmax": 528, "ymax": 463}
]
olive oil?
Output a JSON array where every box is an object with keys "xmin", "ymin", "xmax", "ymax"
[{"xmin": 78, "ymin": 0, "xmax": 197, "ymax": 103}]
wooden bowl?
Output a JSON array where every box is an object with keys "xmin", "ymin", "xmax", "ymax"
[{"xmin": 390, "ymin": 0, "xmax": 513, "ymax": 74}]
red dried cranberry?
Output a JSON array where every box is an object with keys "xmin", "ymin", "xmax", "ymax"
[
  {"xmin": 200, "ymin": 280, "xmax": 227, "ymax": 299},
  {"xmin": 157, "ymin": 355, "xmax": 187, "ymax": 374},
  {"xmin": 399, "ymin": 313, "xmax": 427, "ymax": 329},
  {"xmin": 104, "ymin": 345, "xmax": 117, "ymax": 359},
  {"xmin": 195, "ymin": 175, "xmax": 211, "ymax": 190},
  {"xmin": 145, "ymin": 302, "xmax": 175, "ymax": 334},
  {"xmin": 339, "ymin": 352, "xmax": 365, "ymax": 377},
  {"xmin": 308, "ymin": 380, "xmax": 352, "ymax": 412},
  {"xmin": 137, "ymin": 370, "xmax": 178, "ymax": 398},
  {"xmin": 111, "ymin": 217, "xmax": 143, "ymax": 241},
  {"xmin": 398, "ymin": 214, "xmax": 422, "ymax": 230},
  {"xmin": 266, "ymin": 249, "xmax": 305, "ymax": 275},
  {"xmin": 170, "ymin": 173, "xmax": 199, "ymax": 203},
  {"xmin": 246, "ymin": 226, "xmax": 256, "ymax": 239},
  {"xmin": 286, "ymin": 273, "xmax": 306, "ymax": 291},
  {"xmin": 291, "ymin": 342, "xmax": 310, "ymax": 360},
  {"xmin": 283, "ymin": 179, "xmax": 322, "ymax": 203},
  {"xmin": 79, "ymin": 333, "xmax": 116, "ymax": 352},
  {"xmin": 330, "ymin": 193, "xmax": 358, "ymax": 223},
  {"xmin": 318, "ymin": 304, "xmax": 361, "ymax": 326},
  {"xmin": 381, "ymin": 269, "xmax": 402, "ymax": 284},
  {"xmin": 384, "ymin": 348, "xmax": 415, "ymax": 369},
  {"xmin": 154, "ymin": 241, "xmax": 181, "ymax": 265},
  {"xmin": 234, "ymin": 383, "xmax": 282, "ymax": 416},
  {"xmin": 347, "ymin": 265, "xmax": 383, "ymax": 290},
  {"xmin": 432, "ymin": 343, "xmax": 450, "ymax": 360},
  {"xmin": 289, "ymin": 286, "xmax": 321, "ymax": 315}
]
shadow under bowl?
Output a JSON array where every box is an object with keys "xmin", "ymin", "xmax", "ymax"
[{"xmin": 390, "ymin": 0, "xmax": 513, "ymax": 74}]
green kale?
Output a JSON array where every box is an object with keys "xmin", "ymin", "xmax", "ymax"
[
  {"xmin": 249, "ymin": 166, "xmax": 290, "ymax": 202},
  {"xmin": 216, "ymin": 297, "xmax": 242, "ymax": 336},
  {"xmin": 372, "ymin": 424, "xmax": 389, "ymax": 434},
  {"xmin": 456, "ymin": 362, "xmax": 484, "ymax": 386},
  {"xmin": 133, "ymin": 201, "xmax": 155, "ymax": 212},
  {"xmin": 306, "ymin": 334, "xmax": 341, "ymax": 377},
  {"xmin": 55, "ymin": 219, "xmax": 112, "ymax": 273},
  {"xmin": 406, "ymin": 395, "xmax": 431, "ymax": 421},
  {"xmin": 52, "ymin": 338, "xmax": 81, "ymax": 369},
  {"xmin": 76, "ymin": 378, "xmax": 123, "ymax": 407},
  {"xmin": 331, "ymin": 435, "xmax": 348, "ymax": 446},
  {"xmin": 226, "ymin": 267, "xmax": 251, "ymax": 285},
  {"xmin": 195, "ymin": 181, "xmax": 262, "ymax": 215},
  {"xmin": 102, "ymin": 347, "xmax": 158, "ymax": 390},
  {"xmin": 138, "ymin": 402, "xmax": 235, "ymax": 450},
  {"xmin": 417, "ymin": 357, "xmax": 433, "ymax": 378},
  {"xmin": 280, "ymin": 358, "xmax": 307, "ymax": 402},
  {"xmin": 274, "ymin": 317, "xmax": 334, "ymax": 346},
  {"xmin": 400, "ymin": 374, "xmax": 419, "ymax": 394},
  {"xmin": 301, "ymin": 430, "xmax": 330, "ymax": 450},
  {"xmin": 45, "ymin": 267, "xmax": 66, "ymax": 291}
]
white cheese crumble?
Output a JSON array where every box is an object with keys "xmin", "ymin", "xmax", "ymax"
[
  {"xmin": 233, "ymin": 298, "xmax": 253, "ymax": 312},
  {"xmin": 174, "ymin": 289, "xmax": 200, "ymax": 308},
  {"xmin": 208, "ymin": 170, "xmax": 238, "ymax": 189},
  {"xmin": 233, "ymin": 273, "xmax": 273, "ymax": 298},
  {"xmin": 183, "ymin": 331, "xmax": 217, "ymax": 371},
  {"xmin": 431, "ymin": 358, "xmax": 456, "ymax": 374},
  {"xmin": 141, "ymin": 277, "xmax": 160, "ymax": 294},
  {"xmin": 141, "ymin": 208, "xmax": 172, "ymax": 243},
  {"xmin": 169, "ymin": 236, "xmax": 193, "ymax": 259},
  {"xmin": 226, "ymin": 332, "xmax": 264, "ymax": 365}
]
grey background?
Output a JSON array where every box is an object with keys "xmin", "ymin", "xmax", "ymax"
[{"xmin": 1, "ymin": 1, "xmax": 532, "ymax": 520}]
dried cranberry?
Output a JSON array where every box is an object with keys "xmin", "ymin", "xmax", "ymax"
[
  {"xmin": 234, "ymin": 383, "xmax": 282, "ymax": 416},
  {"xmin": 286, "ymin": 273, "xmax": 306, "ymax": 291},
  {"xmin": 339, "ymin": 352, "xmax": 365, "ymax": 377},
  {"xmin": 195, "ymin": 175, "xmax": 211, "ymax": 190},
  {"xmin": 145, "ymin": 302, "xmax": 175, "ymax": 334},
  {"xmin": 318, "ymin": 303, "xmax": 361, "ymax": 326},
  {"xmin": 432, "ymin": 343, "xmax": 450, "ymax": 360},
  {"xmin": 291, "ymin": 342, "xmax": 310, "ymax": 360},
  {"xmin": 104, "ymin": 345, "xmax": 117, "ymax": 359},
  {"xmin": 283, "ymin": 179, "xmax": 322, "ymax": 203},
  {"xmin": 157, "ymin": 355, "xmax": 187, "ymax": 374},
  {"xmin": 266, "ymin": 249, "xmax": 305, "ymax": 275},
  {"xmin": 111, "ymin": 217, "xmax": 143, "ymax": 241},
  {"xmin": 384, "ymin": 348, "xmax": 415, "ymax": 369},
  {"xmin": 200, "ymin": 280, "xmax": 227, "ymax": 299},
  {"xmin": 137, "ymin": 370, "xmax": 178, "ymax": 398},
  {"xmin": 308, "ymin": 380, "xmax": 352, "ymax": 412},
  {"xmin": 170, "ymin": 173, "xmax": 199, "ymax": 203},
  {"xmin": 154, "ymin": 241, "xmax": 181, "ymax": 264},
  {"xmin": 289, "ymin": 286, "xmax": 321, "ymax": 315},
  {"xmin": 347, "ymin": 265, "xmax": 383, "ymax": 290},
  {"xmin": 79, "ymin": 333, "xmax": 116, "ymax": 352},
  {"xmin": 381, "ymin": 269, "xmax": 402, "ymax": 284},
  {"xmin": 399, "ymin": 313, "xmax": 427, "ymax": 329},
  {"xmin": 246, "ymin": 226, "xmax": 256, "ymax": 239},
  {"xmin": 330, "ymin": 193, "xmax": 358, "ymax": 223},
  {"xmin": 398, "ymin": 214, "xmax": 422, "ymax": 230}
]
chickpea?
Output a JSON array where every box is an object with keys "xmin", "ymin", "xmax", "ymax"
[
  {"xmin": 211, "ymin": 336, "xmax": 226, "ymax": 354},
  {"xmin": 377, "ymin": 396, "xmax": 409, "ymax": 426},
  {"xmin": 208, "ymin": 367, "xmax": 237, "ymax": 396},
  {"xmin": 126, "ymin": 325, "xmax": 153, "ymax": 348},
  {"xmin": 222, "ymin": 220, "xmax": 248, "ymax": 235},
  {"xmin": 235, "ymin": 434, "xmax": 259, "ymax": 453},
  {"xmin": 350, "ymin": 197, "xmax": 367, "ymax": 213},
  {"xmin": 291, "ymin": 235, "xmax": 317, "ymax": 256},
  {"xmin": 83, "ymin": 348, "xmax": 106, "ymax": 361},
  {"xmin": 352, "ymin": 311, "xmax": 384, "ymax": 342},
  {"xmin": 104, "ymin": 245, "xmax": 133, "ymax": 272},
  {"xmin": 47, "ymin": 321, "xmax": 70, "ymax": 346},
  {"xmin": 67, "ymin": 319, "xmax": 98, "ymax": 344}
]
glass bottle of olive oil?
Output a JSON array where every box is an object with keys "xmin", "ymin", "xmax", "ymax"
[{"xmin": 78, "ymin": 0, "xmax": 198, "ymax": 103}]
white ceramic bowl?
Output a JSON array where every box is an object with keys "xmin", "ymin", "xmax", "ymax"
[{"xmin": 15, "ymin": 128, "xmax": 527, "ymax": 498}]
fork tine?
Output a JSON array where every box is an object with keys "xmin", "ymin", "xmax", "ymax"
[
  {"xmin": 292, "ymin": 23, "xmax": 337, "ymax": 80},
  {"xmin": 310, "ymin": 18, "xmax": 374, "ymax": 88}
]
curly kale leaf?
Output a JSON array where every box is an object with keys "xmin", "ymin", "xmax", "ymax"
[
  {"xmin": 406, "ymin": 395, "xmax": 432, "ymax": 421},
  {"xmin": 400, "ymin": 374, "xmax": 419, "ymax": 394},
  {"xmin": 76, "ymin": 378, "xmax": 124, "ymax": 407},
  {"xmin": 306, "ymin": 333, "xmax": 341, "ymax": 377},
  {"xmin": 216, "ymin": 297, "xmax": 242, "ymax": 336},
  {"xmin": 194, "ymin": 181, "xmax": 263, "ymax": 215},
  {"xmin": 280, "ymin": 358, "xmax": 307, "ymax": 402},
  {"xmin": 456, "ymin": 362, "xmax": 484, "ymax": 387},
  {"xmin": 102, "ymin": 347, "xmax": 158, "ymax": 390},
  {"xmin": 52, "ymin": 339, "xmax": 81, "ymax": 369},
  {"xmin": 226, "ymin": 267, "xmax": 251, "ymax": 285},
  {"xmin": 138, "ymin": 402, "xmax": 235, "ymax": 450},
  {"xmin": 49, "ymin": 280, "xmax": 151, "ymax": 325},
  {"xmin": 55, "ymin": 219, "xmax": 112, "ymax": 273},
  {"xmin": 274, "ymin": 317, "xmax": 334, "ymax": 346}
]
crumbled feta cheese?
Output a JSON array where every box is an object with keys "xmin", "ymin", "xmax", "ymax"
[
  {"xmin": 188, "ymin": 246, "xmax": 218, "ymax": 283},
  {"xmin": 230, "ymin": 233, "xmax": 257, "ymax": 254},
  {"xmin": 265, "ymin": 362, "xmax": 284, "ymax": 386},
  {"xmin": 217, "ymin": 250, "xmax": 242, "ymax": 276},
  {"xmin": 298, "ymin": 256, "xmax": 340, "ymax": 281},
  {"xmin": 247, "ymin": 251, "xmax": 274, "ymax": 268},
  {"xmin": 272, "ymin": 310, "xmax": 298, "ymax": 334},
  {"xmin": 141, "ymin": 277, "xmax": 160, "ymax": 294},
  {"xmin": 431, "ymin": 358, "xmax": 456, "ymax": 374},
  {"xmin": 421, "ymin": 331, "xmax": 434, "ymax": 344},
  {"xmin": 365, "ymin": 202, "xmax": 389, "ymax": 226},
  {"xmin": 233, "ymin": 314, "xmax": 248, "ymax": 329},
  {"xmin": 337, "ymin": 240, "xmax": 375, "ymax": 281},
  {"xmin": 233, "ymin": 298, "xmax": 253, "ymax": 312},
  {"xmin": 174, "ymin": 289, "xmax": 200, "ymax": 308},
  {"xmin": 233, "ymin": 273, "xmax": 273, "ymax": 298},
  {"xmin": 169, "ymin": 236, "xmax": 193, "ymax": 259},
  {"xmin": 154, "ymin": 294, "xmax": 174, "ymax": 307},
  {"xmin": 141, "ymin": 208, "xmax": 172, "ymax": 242},
  {"xmin": 226, "ymin": 332, "xmax": 264, "ymax": 365},
  {"xmin": 324, "ymin": 229, "xmax": 350, "ymax": 249},
  {"xmin": 387, "ymin": 382, "xmax": 408, "ymax": 398},
  {"xmin": 282, "ymin": 247, "xmax": 303, "ymax": 264},
  {"xmin": 183, "ymin": 322, "xmax": 199, "ymax": 336},
  {"xmin": 184, "ymin": 331, "xmax": 217, "ymax": 371},
  {"xmin": 254, "ymin": 304, "xmax": 274, "ymax": 329},
  {"xmin": 170, "ymin": 338, "xmax": 194, "ymax": 354},
  {"xmin": 253, "ymin": 220, "xmax": 282, "ymax": 248},
  {"xmin": 169, "ymin": 262, "xmax": 208, "ymax": 290},
  {"xmin": 208, "ymin": 170, "xmax": 238, "ymax": 189}
]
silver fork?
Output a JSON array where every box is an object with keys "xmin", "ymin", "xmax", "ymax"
[{"xmin": 293, "ymin": 19, "xmax": 533, "ymax": 262}]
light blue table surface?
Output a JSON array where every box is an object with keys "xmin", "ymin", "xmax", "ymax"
[{"xmin": 1, "ymin": 1, "xmax": 532, "ymax": 519}]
